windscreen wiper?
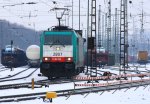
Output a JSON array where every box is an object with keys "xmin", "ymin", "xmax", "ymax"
[{"xmin": 49, "ymin": 40, "xmax": 65, "ymax": 47}]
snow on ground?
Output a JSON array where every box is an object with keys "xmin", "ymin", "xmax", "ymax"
[
  {"xmin": 0, "ymin": 82, "xmax": 75, "ymax": 96},
  {"xmin": 0, "ymin": 67, "xmax": 48, "ymax": 85},
  {"xmin": 5, "ymin": 87, "xmax": 150, "ymax": 104},
  {"xmin": 1, "ymin": 64, "xmax": 150, "ymax": 103}
]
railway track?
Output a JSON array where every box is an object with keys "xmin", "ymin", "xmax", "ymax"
[
  {"xmin": 86, "ymin": 68, "xmax": 103, "ymax": 76},
  {"xmin": 0, "ymin": 66, "xmax": 5, "ymax": 69},
  {"xmin": 0, "ymin": 65, "xmax": 3, "ymax": 67},
  {"xmin": 86, "ymin": 68, "xmax": 118, "ymax": 77},
  {"xmin": 0, "ymin": 79, "xmax": 150, "ymax": 103},
  {"xmin": 0, "ymin": 66, "xmax": 149, "ymax": 90},
  {"xmin": 0, "ymin": 78, "xmax": 78, "ymax": 90},
  {"xmin": 0, "ymin": 68, "xmax": 10, "ymax": 72},
  {"xmin": 0, "ymin": 68, "xmax": 38, "ymax": 82},
  {"xmin": 109, "ymin": 66, "xmax": 150, "ymax": 74},
  {"xmin": 0, "ymin": 67, "xmax": 30, "ymax": 80},
  {"xmin": 0, "ymin": 83, "xmax": 31, "ymax": 89}
]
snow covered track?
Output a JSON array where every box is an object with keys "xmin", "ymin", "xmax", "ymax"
[
  {"xmin": 0, "ymin": 68, "xmax": 10, "ymax": 72},
  {"xmin": 0, "ymin": 79, "xmax": 80, "ymax": 90},
  {"xmin": 0, "ymin": 83, "xmax": 31, "ymax": 90},
  {"xmin": 0, "ymin": 67, "xmax": 30, "ymax": 80},
  {"xmin": 0, "ymin": 68, "xmax": 38, "ymax": 82},
  {"xmin": 0, "ymin": 80, "xmax": 150, "ymax": 103},
  {"xmin": 0, "ymin": 66, "xmax": 5, "ymax": 69}
]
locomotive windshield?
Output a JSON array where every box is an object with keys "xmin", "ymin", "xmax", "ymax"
[{"xmin": 44, "ymin": 35, "xmax": 72, "ymax": 45}]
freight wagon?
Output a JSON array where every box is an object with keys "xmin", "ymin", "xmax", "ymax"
[
  {"xmin": 85, "ymin": 48, "xmax": 115, "ymax": 67},
  {"xmin": 137, "ymin": 51, "xmax": 148, "ymax": 64},
  {"xmin": 1, "ymin": 45, "xmax": 27, "ymax": 67}
]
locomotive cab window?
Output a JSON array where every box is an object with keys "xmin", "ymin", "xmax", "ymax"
[{"xmin": 44, "ymin": 35, "xmax": 72, "ymax": 45}]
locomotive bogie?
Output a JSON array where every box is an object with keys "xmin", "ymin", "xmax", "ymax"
[{"xmin": 40, "ymin": 62, "xmax": 76, "ymax": 78}]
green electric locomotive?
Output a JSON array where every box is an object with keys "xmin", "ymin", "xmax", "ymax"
[{"xmin": 40, "ymin": 26, "xmax": 85, "ymax": 79}]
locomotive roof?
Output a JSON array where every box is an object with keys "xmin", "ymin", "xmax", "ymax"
[
  {"xmin": 48, "ymin": 26, "xmax": 73, "ymax": 31},
  {"xmin": 45, "ymin": 26, "xmax": 83, "ymax": 37}
]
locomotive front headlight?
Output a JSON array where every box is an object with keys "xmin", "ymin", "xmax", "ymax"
[
  {"xmin": 45, "ymin": 57, "xmax": 48, "ymax": 61},
  {"xmin": 68, "ymin": 58, "xmax": 71, "ymax": 61},
  {"xmin": 56, "ymin": 47, "xmax": 60, "ymax": 51}
]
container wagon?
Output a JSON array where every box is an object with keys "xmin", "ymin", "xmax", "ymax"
[{"xmin": 137, "ymin": 51, "xmax": 148, "ymax": 64}]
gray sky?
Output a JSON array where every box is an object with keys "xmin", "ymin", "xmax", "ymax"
[{"xmin": 0, "ymin": 0, "xmax": 150, "ymax": 32}]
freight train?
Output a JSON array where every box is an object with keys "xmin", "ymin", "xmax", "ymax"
[
  {"xmin": 40, "ymin": 26, "xmax": 85, "ymax": 79},
  {"xmin": 26, "ymin": 45, "xmax": 40, "ymax": 67},
  {"xmin": 1, "ymin": 45, "xmax": 27, "ymax": 67}
]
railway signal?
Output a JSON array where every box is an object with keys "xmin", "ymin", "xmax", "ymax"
[
  {"xmin": 10, "ymin": 40, "xmax": 13, "ymax": 71},
  {"xmin": 88, "ymin": 37, "xmax": 94, "ymax": 49}
]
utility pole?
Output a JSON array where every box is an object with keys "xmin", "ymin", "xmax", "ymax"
[
  {"xmin": 88, "ymin": 0, "xmax": 97, "ymax": 77},
  {"xmin": 115, "ymin": 8, "xmax": 119, "ymax": 64},
  {"xmin": 113, "ymin": 15, "xmax": 115, "ymax": 54},
  {"xmin": 86, "ymin": 0, "xmax": 90, "ymax": 74},
  {"xmin": 0, "ymin": 21, "xmax": 4, "ymax": 49},
  {"xmin": 117, "ymin": 9, "xmax": 120, "ymax": 65},
  {"xmin": 0, "ymin": 21, "xmax": 2, "ymax": 47},
  {"xmin": 140, "ymin": 0, "xmax": 144, "ymax": 50},
  {"xmin": 64, "ymin": 5, "xmax": 72, "ymax": 27},
  {"xmin": 107, "ymin": 0, "xmax": 111, "ymax": 53},
  {"xmin": 72, "ymin": 0, "xmax": 74, "ymax": 28},
  {"xmin": 102, "ymin": 15, "xmax": 105, "ymax": 47},
  {"xmin": 148, "ymin": 39, "xmax": 149, "ymax": 54},
  {"xmin": 98, "ymin": 5, "xmax": 101, "ymax": 50},
  {"xmin": 0, "ymin": 21, "xmax": 2, "ymax": 63},
  {"xmin": 105, "ymin": 13, "xmax": 108, "ymax": 49},
  {"xmin": 79, "ymin": 0, "xmax": 80, "ymax": 30},
  {"xmin": 132, "ymin": 16, "xmax": 136, "ymax": 64},
  {"xmin": 120, "ymin": 0, "xmax": 128, "ymax": 74},
  {"xmin": 125, "ymin": 0, "xmax": 128, "ymax": 68},
  {"xmin": 11, "ymin": 40, "xmax": 13, "ymax": 71}
]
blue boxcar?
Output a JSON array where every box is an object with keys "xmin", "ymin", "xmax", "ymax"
[{"xmin": 1, "ymin": 45, "xmax": 27, "ymax": 67}]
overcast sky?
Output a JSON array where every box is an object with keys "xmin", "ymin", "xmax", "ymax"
[{"xmin": 0, "ymin": 0, "xmax": 150, "ymax": 32}]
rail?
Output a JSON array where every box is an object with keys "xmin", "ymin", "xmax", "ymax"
[{"xmin": 0, "ymin": 79, "xmax": 150, "ymax": 102}]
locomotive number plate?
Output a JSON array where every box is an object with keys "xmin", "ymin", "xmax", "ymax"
[{"xmin": 53, "ymin": 52, "xmax": 62, "ymax": 56}]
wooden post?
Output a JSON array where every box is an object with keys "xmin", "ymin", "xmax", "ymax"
[{"xmin": 32, "ymin": 78, "xmax": 34, "ymax": 90}]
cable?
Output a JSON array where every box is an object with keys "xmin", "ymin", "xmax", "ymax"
[{"xmin": 38, "ymin": 0, "xmax": 53, "ymax": 8}]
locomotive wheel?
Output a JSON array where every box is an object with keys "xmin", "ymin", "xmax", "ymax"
[{"xmin": 48, "ymin": 77, "xmax": 53, "ymax": 80}]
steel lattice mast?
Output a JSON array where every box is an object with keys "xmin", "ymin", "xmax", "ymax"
[
  {"xmin": 89, "ymin": 0, "xmax": 97, "ymax": 77},
  {"xmin": 120, "ymin": 0, "xmax": 128, "ymax": 74},
  {"xmin": 107, "ymin": 0, "xmax": 111, "ymax": 53}
]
